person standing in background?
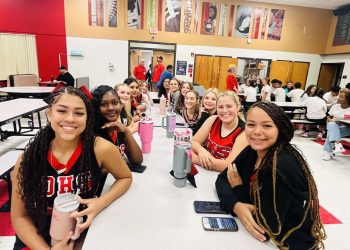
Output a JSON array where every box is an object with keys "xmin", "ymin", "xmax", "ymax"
[
  {"xmin": 226, "ymin": 66, "xmax": 238, "ymax": 92},
  {"xmin": 156, "ymin": 65, "xmax": 174, "ymax": 89},
  {"xmin": 57, "ymin": 66, "xmax": 75, "ymax": 87},
  {"xmin": 133, "ymin": 59, "xmax": 146, "ymax": 80},
  {"xmin": 152, "ymin": 56, "xmax": 165, "ymax": 83}
]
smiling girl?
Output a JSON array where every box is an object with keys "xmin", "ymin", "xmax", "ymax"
[
  {"xmin": 167, "ymin": 78, "xmax": 180, "ymax": 111},
  {"xmin": 192, "ymin": 91, "xmax": 247, "ymax": 172},
  {"xmin": 11, "ymin": 87, "xmax": 132, "ymax": 250},
  {"xmin": 179, "ymin": 90, "xmax": 200, "ymax": 129},
  {"xmin": 174, "ymin": 82, "xmax": 194, "ymax": 114}
]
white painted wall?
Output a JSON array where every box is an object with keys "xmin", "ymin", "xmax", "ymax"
[
  {"xmin": 175, "ymin": 44, "xmax": 323, "ymax": 88},
  {"xmin": 66, "ymin": 37, "xmax": 326, "ymax": 90},
  {"xmin": 67, "ymin": 37, "xmax": 129, "ymax": 90},
  {"xmin": 321, "ymin": 54, "xmax": 350, "ymax": 88}
]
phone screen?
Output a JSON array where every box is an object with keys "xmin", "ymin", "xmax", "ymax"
[
  {"xmin": 202, "ymin": 217, "xmax": 238, "ymax": 232},
  {"xmin": 194, "ymin": 201, "xmax": 228, "ymax": 214}
]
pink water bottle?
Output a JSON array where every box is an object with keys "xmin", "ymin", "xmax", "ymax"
[{"xmin": 138, "ymin": 117, "xmax": 154, "ymax": 153}]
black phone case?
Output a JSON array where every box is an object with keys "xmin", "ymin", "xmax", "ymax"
[
  {"xmin": 128, "ymin": 163, "xmax": 147, "ymax": 173},
  {"xmin": 194, "ymin": 201, "xmax": 228, "ymax": 214}
]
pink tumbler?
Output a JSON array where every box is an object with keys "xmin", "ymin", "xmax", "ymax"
[{"xmin": 138, "ymin": 117, "xmax": 154, "ymax": 154}]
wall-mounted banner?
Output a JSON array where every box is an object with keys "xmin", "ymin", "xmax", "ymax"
[
  {"xmin": 183, "ymin": 0, "xmax": 192, "ymax": 33},
  {"xmin": 333, "ymin": 11, "xmax": 350, "ymax": 46},
  {"xmin": 200, "ymin": 2, "xmax": 217, "ymax": 35},
  {"xmin": 260, "ymin": 8, "xmax": 269, "ymax": 39},
  {"xmin": 147, "ymin": 0, "xmax": 157, "ymax": 29},
  {"xmin": 165, "ymin": 0, "xmax": 182, "ymax": 32},
  {"xmin": 227, "ymin": 5, "xmax": 235, "ymax": 37},
  {"xmin": 158, "ymin": 0, "xmax": 163, "ymax": 31},
  {"xmin": 251, "ymin": 8, "xmax": 262, "ymax": 39},
  {"xmin": 218, "ymin": 4, "xmax": 228, "ymax": 36},
  {"xmin": 193, "ymin": 0, "xmax": 200, "ymax": 34},
  {"xmin": 176, "ymin": 61, "xmax": 187, "ymax": 76},
  {"xmin": 234, "ymin": 6, "xmax": 252, "ymax": 38},
  {"xmin": 108, "ymin": 0, "xmax": 117, "ymax": 27},
  {"xmin": 128, "ymin": 0, "xmax": 143, "ymax": 29},
  {"xmin": 88, "ymin": 0, "xmax": 105, "ymax": 26},
  {"xmin": 267, "ymin": 9, "xmax": 285, "ymax": 41}
]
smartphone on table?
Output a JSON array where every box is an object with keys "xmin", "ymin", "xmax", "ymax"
[
  {"xmin": 202, "ymin": 217, "xmax": 238, "ymax": 232},
  {"xmin": 193, "ymin": 201, "xmax": 228, "ymax": 214}
]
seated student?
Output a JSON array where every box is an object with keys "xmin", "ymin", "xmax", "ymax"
[
  {"xmin": 300, "ymin": 84, "xmax": 317, "ymax": 102},
  {"xmin": 283, "ymin": 80, "xmax": 294, "ymax": 101},
  {"xmin": 269, "ymin": 79, "xmax": 279, "ymax": 101},
  {"xmin": 238, "ymin": 78, "xmax": 249, "ymax": 93},
  {"xmin": 11, "ymin": 87, "xmax": 132, "ymax": 249},
  {"xmin": 323, "ymin": 85, "xmax": 341, "ymax": 109},
  {"xmin": 174, "ymin": 82, "xmax": 194, "ymax": 114},
  {"xmin": 123, "ymin": 77, "xmax": 147, "ymax": 122},
  {"xmin": 287, "ymin": 82, "xmax": 304, "ymax": 102},
  {"xmin": 192, "ymin": 88, "xmax": 219, "ymax": 135},
  {"xmin": 179, "ymin": 90, "xmax": 200, "ymax": 129},
  {"xmin": 192, "ymin": 91, "xmax": 248, "ymax": 172},
  {"xmin": 158, "ymin": 77, "xmax": 171, "ymax": 99},
  {"xmin": 273, "ymin": 80, "xmax": 286, "ymax": 102},
  {"xmin": 243, "ymin": 79, "xmax": 257, "ymax": 111},
  {"xmin": 323, "ymin": 88, "xmax": 350, "ymax": 160},
  {"xmin": 139, "ymin": 80, "xmax": 153, "ymax": 106},
  {"xmin": 301, "ymin": 88, "xmax": 327, "ymax": 138},
  {"xmin": 92, "ymin": 85, "xmax": 143, "ymax": 164},
  {"xmin": 260, "ymin": 77, "xmax": 271, "ymax": 101},
  {"xmin": 216, "ymin": 102, "xmax": 326, "ymax": 250},
  {"xmin": 114, "ymin": 83, "xmax": 138, "ymax": 133},
  {"xmin": 255, "ymin": 78, "xmax": 263, "ymax": 94},
  {"xmin": 167, "ymin": 78, "xmax": 180, "ymax": 111}
]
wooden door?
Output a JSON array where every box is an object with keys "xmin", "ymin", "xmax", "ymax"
[
  {"xmin": 317, "ymin": 64, "xmax": 337, "ymax": 92},
  {"xmin": 217, "ymin": 57, "xmax": 238, "ymax": 91},
  {"xmin": 194, "ymin": 55, "xmax": 214, "ymax": 90},
  {"xmin": 269, "ymin": 61, "xmax": 293, "ymax": 85},
  {"xmin": 153, "ymin": 50, "xmax": 175, "ymax": 70},
  {"xmin": 290, "ymin": 62, "xmax": 309, "ymax": 89}
]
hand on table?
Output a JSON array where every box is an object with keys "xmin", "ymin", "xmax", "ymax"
[
  {"xmin": 101, "ymin": 121, "xmax": 127, "ymax": 133},
  {"xmin": 51, "ymin": 231, "xmax": 75, "ymax": 250},
  {"xmin": 198, "ymin": 148, "xmax": 215, "ymax": 170}
]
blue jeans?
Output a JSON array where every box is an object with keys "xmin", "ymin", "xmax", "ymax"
[{"xmin": 323, "ymin": 122, "xmax": 350, "ymax": 152}]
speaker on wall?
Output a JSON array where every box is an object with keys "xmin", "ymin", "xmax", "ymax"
[{"xmin": 333, "ymin": 4, "xmax": 350, "ymax": 16}]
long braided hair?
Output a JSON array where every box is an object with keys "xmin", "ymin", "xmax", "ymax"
[
  {"xmin": 247, "ymin": 102, "xmax": 326, "ymax": 250},
  {"xmin": 17, "ymin": 87, "xmax": 96, "ymax": 234}
]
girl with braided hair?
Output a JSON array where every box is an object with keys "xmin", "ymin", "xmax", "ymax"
[
  {"xmin": 216, "ymin": 101, "xmax": 326, "ymax": 249},
  {"xmin": 11, "ymin": 87, "xmax": 132, "ymax": 250}
]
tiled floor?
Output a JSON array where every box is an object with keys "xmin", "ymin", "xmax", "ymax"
[{"xmin": 1, "ymin": 118, "xmax": 349, "ymax": 249}]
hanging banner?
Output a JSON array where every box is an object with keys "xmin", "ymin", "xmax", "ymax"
[
  {"xmin": 147, "ymin": 0, "xmax": 157, "ymax": 29},
  {"xmin": 88, "ymin": 0, "xmax": 105, "ymax": 26},
  {"xmin": 183, "ymin": 0, "xmax": 192, "ymax": 33},
  {"xmin": 218, "ymin": 4, "xmax": 228, "ymax": 36},
  {"xmin": 333, "ymin": 11, "xmax": 350, "ymax": 46},
  {"xmin": 165, "ymin": 0, "xmax": 182, "ymax": 32},
  {"xmin": 127, "ymin": 0, "xmax": 143, "ymax": 29},
  {"xmin": 193, "ymin": 0, "xmax": 200, "ymax": 34},
  {"xmin": 251, "ymin": 8, "xmax": 262, "ymax": 39},
  {"xmin": 260, "ymin": 8, "xmax": 269, "ymax": 39},
  {"xmin": 108, "ymin": 0, "xmax": 117, "ymax": 27},
  {"xmin": 227, "ymin": 5, "xmax": 235, "ymax": 37},
  {"xmin": 200, "ymin": 2, "xmax": 217, "ymax": 35},
  {"xmin": 267, "ymin": 9, "xmax": 285, "ymax": 40},
  {"xmin": 158, "ymin": 0, "xmax": 163, "ymax": 31},
  {"xmin": 234, "ymin": 6, "xmax": 252, "ymax": 38}
]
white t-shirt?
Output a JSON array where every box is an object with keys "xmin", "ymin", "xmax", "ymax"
[
  {"xmin": 261, "ymin": 85, "xmax": 271, "ymax": 101},
  {"xmin": 244, "ymin": 86, "xmax": 257, "ymax": 102},
  {"xmin": 287, "ymin": 89, "xmax": 304, "ymax": 102},
  {"xmin": 274, "ymin": 88, "xmax": 286, "ymax": 102},
  {"xmin": 239, "ymin": 84, "xmax": 247, "ymax": 93},
  {"xmin": 304, "ymin": 97, "xmax": 327, "ymax": 119},
  {"xmin": 323, "ymin": 92, "xmax": 338, "ymax": 109},
  {"xmin": 329, "ymin": 104, "xmax": 350, "ymax": 121}
]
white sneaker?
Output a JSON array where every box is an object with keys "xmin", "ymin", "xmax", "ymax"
[
  {"xmin": 323, "ymin": 152, "xmax": 332, "ymax": 161},
  {"xmin": 333, "ymin": 143, "xmax": 345, "ymax": 154}
]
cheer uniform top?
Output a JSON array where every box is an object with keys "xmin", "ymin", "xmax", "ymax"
[
  {"xmin": 204, "ymin": 117, "xmax": 245, "ymax": 160},
  {"xmin": 179, "ymin": 107, "xmax": 199, "ymax": 129},
  {"xmin": 110, "ymin": 130, "xmax": 126, "ymax": 157},
  {"xmin": 14, "ymin": 140, "xmax": 101, "ymax": 249}
]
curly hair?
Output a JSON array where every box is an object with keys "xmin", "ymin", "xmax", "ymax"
[
  {"xmin": 91, "ymin": 85, "xmax": 120, "ymax": 140},
  {"xmin": 17, "ymin": 87, "xmax": 96, "ymax": 234},
  {"xmin": 247, "ymin": 101, "xmax": 326, "ymax": 249}
]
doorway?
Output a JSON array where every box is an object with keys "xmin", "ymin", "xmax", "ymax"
[{"xmin": 317, "ymin": 63, "xmax": 344, "ymax": 92}]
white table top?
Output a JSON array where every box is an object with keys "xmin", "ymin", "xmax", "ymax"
[
  {"xmin": 149, "ymin": 91, "xmax": 160, "ymax": 100},
  {"xmin": 341, "ymin": 119, "xmax": 350, "ymax": 125},
  {"xmin": 273, "ymin": 102, "xmax": 305, "ymax": 108},
  {"xmin": 0, "ymin": 98, "xmax": 48, "ymax": 124},
  {"xmin": 0, "ymin": 86, "xmax": 54, "ymax": 94},
  {"xmin": 148, "ymin": 104, "xmax": 186, "ymax": 127},
  {"xmin": 83, "ymin": 127, "xmax": 276, "ymax": 250},
  {"xmin": 0, "ymin": 150, "xmax": 22, "ymax": 176}
]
